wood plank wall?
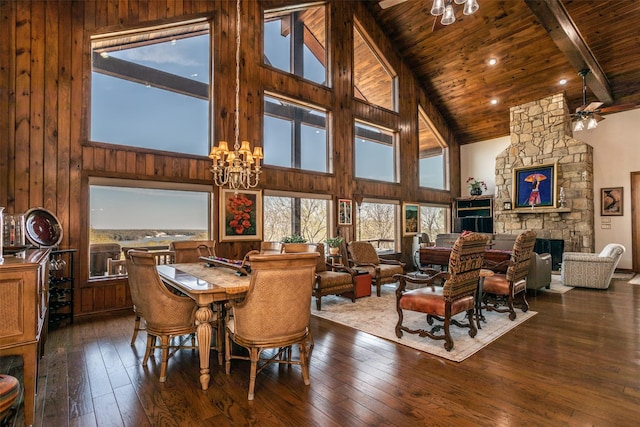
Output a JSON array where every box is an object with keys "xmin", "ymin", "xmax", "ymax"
[{"xmin": 0, "ymin": 0, "xmax": 460, "ymax": 318}]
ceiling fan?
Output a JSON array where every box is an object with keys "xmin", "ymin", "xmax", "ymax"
[
  {"xmin": 379, "ymin": 0, "xmax": 479, "ymax": 31},
  {"xmin": 571, "ymin": 69, "xmax": 636, "ymax": 131}
]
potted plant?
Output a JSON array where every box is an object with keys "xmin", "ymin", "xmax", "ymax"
[
  {"xmin": 280, "ymin": 234, "xmax": 307, "ymax": 243},
  {"xmin": 325, "ymin": 237, "xmax": 344, "ymax": 255}
]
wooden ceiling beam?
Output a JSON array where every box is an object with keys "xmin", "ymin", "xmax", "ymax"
[{"xmin": 525, "ymin": 0, "xmax": 613, "ymax": 104}]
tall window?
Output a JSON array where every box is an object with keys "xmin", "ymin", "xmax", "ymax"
[
  {"xmin": 418, "ymin": 105, "xmax": 448, "ymax": 189},
  {"xmin": 353, "ymin": 23, "xmax": 397, "ymax": 111},
  {"xmin": 264, "ymin": 94, "xmax": 328, "ymax": 172},
  {"xmin": 89, "ymin": 179, "xmax": 211, "ymax": 278},
  {"xmin": 264, "ymin": 5, "xmax": 327, "ymax": 86},
  {"xmin": 356, "ymin": 200, "xmax": 398, "ymax": 252},
  {"xmin": 91, "ymin": 22, "xmax": 210, "ymax": 156},
  {"xmin": 354, "ymin": 121, "xmax": 397, "ymax": 182},
  {"xmin": 419, "ymin": 204, "xmax": 449, "ymax": 242},
  {"xmin": 263, "ymin": 191, "xmax": 329, "ymax": 243}
]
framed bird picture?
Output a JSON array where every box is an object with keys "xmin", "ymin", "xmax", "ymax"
[{"xmin": 513, "ymin": 163, "xmax": 557, "ymax": 209}]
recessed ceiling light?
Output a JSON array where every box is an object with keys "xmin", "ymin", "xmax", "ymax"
[
  {"xmin": 490, "ymin": 99, "xmax": 498, "ymax": 105},
  {"xmin": 488, "ymin": 58, "xmax": 497, "ymax": 66},
  {"xmin": 559, "ymin": 78, "xmax": 567, "ymax": 85}
]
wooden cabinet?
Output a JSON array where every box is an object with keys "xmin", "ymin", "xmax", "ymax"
[
  {"xmin": 0, "ymin": 249, "xmax": 50, "ymax": 426},
  {"xmin": 454, "ymin": 196, "xmax": 494, "ymax": 233}
]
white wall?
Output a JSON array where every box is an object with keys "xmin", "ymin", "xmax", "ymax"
[{"xmin": 461, "ymin": 109, "xmax": 640, "ymax": 270}]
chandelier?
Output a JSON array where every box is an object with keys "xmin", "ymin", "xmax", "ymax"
[
  {"xmin": 431, "ymin": 0, "xmax": 479, "ymax": 26},
  {"xmin": 209, "ymin": 0, "xmax": 263, "ymax": 192}
]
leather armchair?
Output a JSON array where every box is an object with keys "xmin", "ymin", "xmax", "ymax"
[
  {"xmin": 561, "ymin": 244, "xmax": 625, "ymax": 289},
  {"xmin": 526, "ymin": 252, "xmax": 552, "ymax": 294}
]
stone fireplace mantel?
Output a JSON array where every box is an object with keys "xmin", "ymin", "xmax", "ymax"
[{"xmin": 493, "ymin": 92, "xmax": 594, "ymax": 253}]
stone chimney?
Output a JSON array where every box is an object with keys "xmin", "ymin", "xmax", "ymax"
[{"xmin": 494, "ymin": 92, "xmax": 594, "ymax": 254}]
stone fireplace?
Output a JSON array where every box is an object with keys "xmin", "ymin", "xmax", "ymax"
[{"xmin": 493, "ymin": 93, "xmax": 594, "ymax": 255}]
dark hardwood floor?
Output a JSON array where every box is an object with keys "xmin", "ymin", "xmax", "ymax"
[{"xmin": 7, "ymin": 278, "xmax": 640, "ymax": 426}]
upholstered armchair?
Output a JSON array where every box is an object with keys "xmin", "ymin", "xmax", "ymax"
[
  {"xmin": 312, "ymin": 243, "xmax": 357, "ymax": 310},
  {"xmin": 526, "ymin": 252, "xmax": 552, "ymax": 294},
  {"xmin": 126, "ymin": 250, "xmax": 200, "ymax": 383},
  {"xmin": 347, "ymin": 241, "xmax": 405, "ymax": 297},
  {"xmin": 561, "ymin": 244, "xmax": 625, "ymax": 289},
  {"xmin": 224, "ymin": 252, "xmax": 318, "ymax": 400},
  {"xmin": 394, "ymin": 232, "xmax": 488, "ymax": 351}
]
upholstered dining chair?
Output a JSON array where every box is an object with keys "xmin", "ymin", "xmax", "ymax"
[
  {"xmin": 224, "ymin": 252, "xmax": 318, "ymax": 400},
  {"xmin": 170, "ymin": 240, "xmax": 216, "ymax": 263},
  {"xmin": 347, "ymin": 241, "xmax": 405, "ymax": 296},
  {"xmin": 394, "ymin": 232, "xmax": 488, "ymax": 351},
  {"xmin": 482, "ymin": 230, "xmax": 537, "ymax": 320},
  {"xmin": 126, "ymin": 250, "xmax": 201, "ymax": 383},
  {"xmin": 561, "ymin": 243, "xmax": 625, "ymax": 289}
]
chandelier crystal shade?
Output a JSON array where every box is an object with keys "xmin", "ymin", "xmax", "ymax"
[
  {"xmin": 209, "ymin": 0, "xmax": 263, "ymax": 192},
  {"xmin": 432, "ymin": 0, "xmax": 479, "ymax": 26}
]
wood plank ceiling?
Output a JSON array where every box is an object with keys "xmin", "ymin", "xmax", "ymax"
[{"xmin": 365, "ymin": 0, "xmax": 640, "ymax": 144}]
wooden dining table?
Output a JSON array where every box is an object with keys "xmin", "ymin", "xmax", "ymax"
[{"xmin": 156, "ymin": 263, "xmax": 251, "ymax": 391}]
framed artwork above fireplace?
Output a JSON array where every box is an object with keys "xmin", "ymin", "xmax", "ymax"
[{"xmin": 513, "ymin": 162, "xmax": 557, "ymax": 209}]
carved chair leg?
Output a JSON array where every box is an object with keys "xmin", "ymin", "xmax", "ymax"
[
  {"xmin": 247, "ymin": 347, "xmax": 260, "ymax": 400},
  {"xmin": 131, "ymin": 314, "xmax": 141, "ymax": 346}
]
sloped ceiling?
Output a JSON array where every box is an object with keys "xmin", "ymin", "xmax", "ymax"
[{"xmin": 365, "ymin": 0, "xmax": 640, "ymax": 144}]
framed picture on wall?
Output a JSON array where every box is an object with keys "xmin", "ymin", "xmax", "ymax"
[
  {"xmin": 513, "ymin": 162, "xmax": 557, "ymax": 209},
  {"xmin": 402, "ymin": 202, "xmax": 419, "ymax": 236},
  {"xmin": 338, "ymin": 198, "xmax": 352, "ymax": 225},
  {"xmin": 219, "ymin": 189, "xmax": 263, "ymax": 241},
  {"xmin": 601, "ymin": 187, "xmax": 623, "ymax": 216}
]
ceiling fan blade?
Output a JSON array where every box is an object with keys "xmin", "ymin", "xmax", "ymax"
[
  {"xmin": 593, "ymin": 113, "xmax": 605, "ymax": 122},
  {"xmin": 583, "ymin": 101, "xmax": 604, "ymax": 112},
  {"xmin": 598, "ymin": 103, "xmax": 637, "ymax": 114},
  {"xmin": 379, "ymin": 0, "xmax": 408, "ymax": 9}
]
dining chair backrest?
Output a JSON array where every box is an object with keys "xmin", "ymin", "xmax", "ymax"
[
  {"xmin": 443, "ymin": 232, "xmax": 488, "ymax": 299},
  {"xmin": 280, "ymin": 243, "xmax": 318, "ymax": 254},
  {"xmin": 505, "ymin": 230, "xmax": 537, "ymax": 283},
  {"xmin": 232, "ymin": 253, "xmax": 318, "ymax": 342},
  {"xmin": 260, "ymin": 241, "xmax": 282, "ymax": 254},
  {"xmin": 170, "ymin": 240, "xmax": 216, "ymax": 263},
  {"xmin": 126, "ymin": 250, "xmax": 197, "ymax": 329}
]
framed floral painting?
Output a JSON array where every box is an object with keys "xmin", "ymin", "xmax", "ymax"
[{"xmin": 219, "ymin": 189, "xmax": 263, "ymax": 241}]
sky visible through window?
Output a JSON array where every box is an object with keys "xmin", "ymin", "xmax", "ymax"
[{"xmin": 90, "ymin": 186, "xmax": 209, "ymax": 230}]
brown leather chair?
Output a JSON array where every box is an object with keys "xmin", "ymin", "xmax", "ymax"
[
  {"xmin": 482, "ymin": 230, "xmax": 537, "ymax": 320},
  {"xmin": 347, "ymin": 241, "xmax": 405, "ymax": 296},
  {"xmin": 224, "ymin": 252, "xmax": 318, "ymax": 400},
  {"xmin": 313, "ymin": 243, "xmax": 357, "ymax": 310},
  {"xmin": 126, "ymin": 250, "xmax": 202, "ymax": 383},
  {"xmin": 394, "ymin": 232, "xmax": 488, "ymax": 351},
  {"xmin": 170, "ymin": 240, "xmax": 216, "ymax": 263}
]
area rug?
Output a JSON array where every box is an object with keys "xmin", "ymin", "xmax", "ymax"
[
  {"xmin": 629, "ymin": 274, "xmax": 640, "ymax": 285},
  {"xmin": 613, "ymin": 272, "xmax": 636, "ymax": 281},
  {"xmin": 538, "ymin": 274, "xmax": 573, "ymax": 294},
  {"xmin": 311, "ymin": 285, "xmax": 536, "ymax": 362}
]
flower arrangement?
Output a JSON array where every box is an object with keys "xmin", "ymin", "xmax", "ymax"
[{"xmin": 467, "ymin": 177, "xmax": 487, "ymax": 195}]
